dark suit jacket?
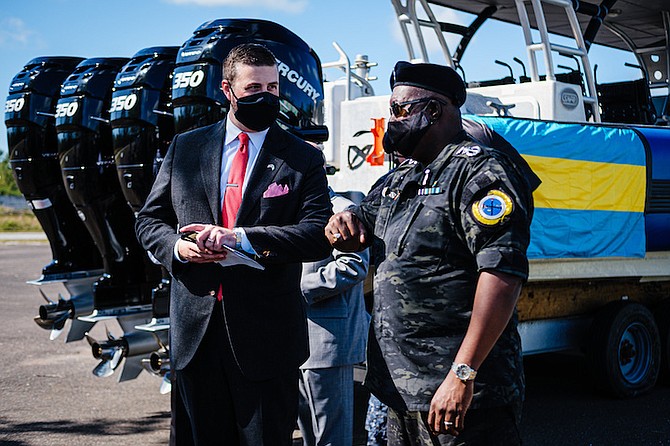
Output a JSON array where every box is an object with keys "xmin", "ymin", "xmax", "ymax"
[{"xmin": 136, "ymin": 120, "xmax": 332, "ymax": 381}]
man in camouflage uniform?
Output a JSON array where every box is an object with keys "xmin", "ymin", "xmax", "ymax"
[{"xmin": 326, "ymin": 61, "xmax": 534, "ymax": 445}]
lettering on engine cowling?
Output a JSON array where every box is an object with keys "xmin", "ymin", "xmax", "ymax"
[
  {"xmin": 180, "ymin": 49, "xmax": 203, "ymax": 58},
  {"xmin": 276, "ymin": 59, "xmax": 321, "ymax": 101},
  {"xmin": 5, "ymin": 97, "xmax": 25, "ymax": 113},
  {"xmin": 110, "ymin": 93, "xmax": 138, "ymax": 112}
]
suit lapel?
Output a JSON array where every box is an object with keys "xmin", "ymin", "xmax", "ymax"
[
  {"xmin": 200, "ymin": 120, "xmax": 226, "ymax": 225},
  {"xmin": 236, "ymin": 124, "xmax": 287, "ymax": 225}
]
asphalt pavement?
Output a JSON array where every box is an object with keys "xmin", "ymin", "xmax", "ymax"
[
  {"xmin": 0, "ymin": 242, "xmax": 171, "ymax": 445},
  {"xmin": 1, "ymin": 242, "xmax": 670, "ymax": 445}
]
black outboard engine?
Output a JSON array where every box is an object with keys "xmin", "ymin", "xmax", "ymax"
[
  {"xmin": 111, "ymin": 47, "xmax": 178, "ymax": 212},
  {"xmin": 4, "ymin": 57, "xmax": 102, "ymax": 278},
  {"xmin": 111, "ymin": 47, "xmax": 178, "ymax": 324},
  {"xmin": 55, "ymin": 57, "xmax": 158, "ymax": 311},
  {"xmin": 173, "ymin": 18, "xmax": 327, "ymax": 140}
]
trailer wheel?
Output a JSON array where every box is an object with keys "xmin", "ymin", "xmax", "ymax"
[
  {"xmin": 653, "ymin": 300, "xmax": 670, "ymax": 382},
  {"xmin": 587, "ymin": 301, "xmax": 661, "ymax": 398}
]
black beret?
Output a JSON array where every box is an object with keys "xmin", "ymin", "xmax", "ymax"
[{"xmin": 390, "ymin": 61, "xmax": 466, "ymax": 107}]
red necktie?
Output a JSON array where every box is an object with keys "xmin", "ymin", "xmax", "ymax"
[
  {"xmin": 218, "ymin": 132, "xmax": 249, "ymax": 302},
  {"xmin": 222, "ymin": 132, "xmax": 249, "ymax": 229}
]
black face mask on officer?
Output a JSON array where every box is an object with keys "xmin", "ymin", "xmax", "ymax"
[
  {"xmin": 383, "ymin": 99, "xmax": 442, "ymax": 158},
  {"xmin": 230, "ymin": 89, "xmax": 280, "ymax": 131}
]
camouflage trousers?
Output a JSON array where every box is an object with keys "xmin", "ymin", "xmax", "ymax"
[{"xmin": 387, "ymin": 405, "xmax": 522, "ymax": 446}]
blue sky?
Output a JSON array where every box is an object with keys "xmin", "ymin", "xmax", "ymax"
[{"xmin": 1, "ymin": 0, "xmax": 638, "ymax": 156}]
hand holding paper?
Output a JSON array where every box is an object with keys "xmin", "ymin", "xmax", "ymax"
[
  {"xmin": 180, "ymin": 230, "xmax": 264, "ymax": 270},
  {"xmin": 217, "ymin": 245, "xmax": 265, "ymax": 270}
]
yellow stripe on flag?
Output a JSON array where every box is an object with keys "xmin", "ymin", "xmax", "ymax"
[{"xmin": 522, "ymin": 155, "xmax": 646, "ymax": 212}]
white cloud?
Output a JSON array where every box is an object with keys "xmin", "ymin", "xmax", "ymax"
[
  {"xmin": 165, "ymin": 0, "xmax": 308, "ymax": 14},
  {"xmin": 0, "ymin": 17, "xmax": 36, "ymax": 47}
]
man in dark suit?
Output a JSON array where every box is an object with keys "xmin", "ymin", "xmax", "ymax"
[{"xmin": 136, "ymin": 43, "xmax": 332, "ymax": 445}]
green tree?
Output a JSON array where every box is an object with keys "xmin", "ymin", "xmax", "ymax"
[{"xmin": 0, "ymin": 152, "xmax": 21, "ymax": 196}]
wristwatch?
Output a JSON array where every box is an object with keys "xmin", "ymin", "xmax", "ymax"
[{"xmin": 451, "ymin": 363, "xmax": 477, "ymax": 383}]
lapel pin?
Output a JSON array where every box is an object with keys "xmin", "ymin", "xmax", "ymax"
[{"xmin": 266, "ymin": 163, "xmax": 275, "ymax": 171}]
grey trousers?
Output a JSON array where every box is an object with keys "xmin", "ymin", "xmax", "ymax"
[{"xmin": 298, "ymin": 365, "xmax": 354, "ymax": 446}]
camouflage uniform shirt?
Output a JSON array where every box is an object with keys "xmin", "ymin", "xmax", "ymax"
[{"xmin": 354, "ymin": 131, "xmax": 533, "ymax": 412}]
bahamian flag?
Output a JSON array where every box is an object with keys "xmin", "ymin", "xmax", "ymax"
[{"xmin": 467, "ymin": 116, "xmax": 646, "ymax": 259}]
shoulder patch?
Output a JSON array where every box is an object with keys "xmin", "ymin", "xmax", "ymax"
[
  {"xmin": 471, "ymin": 190, "xmax": 513, "ymax": 226},
  {"xmin": 454, "ymin": 145, "xmax": 482, "ymax": 158}
]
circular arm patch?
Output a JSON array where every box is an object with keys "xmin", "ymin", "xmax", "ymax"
[{"xmin": 471, "ymin": 190, "xmax": 514, "ymax": 226}]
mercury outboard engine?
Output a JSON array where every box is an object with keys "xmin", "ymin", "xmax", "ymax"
[
  {"xmin": 111, "ymin": 46, "xmax": 178, "ymax": 212},
  {"xmin": 173, "ymin": 18, "xmax": 327, "ymax": 141},
  {"xmin": 4, "ymin": 57, "xmax": 102, "ymax": 278},
  {"xmin": 111, "ymin": 47, "xmax": 177, "ymax": 332},
  {"xmin": 55, "ymin": 57, "xmax": 158, "ymax": 311}
]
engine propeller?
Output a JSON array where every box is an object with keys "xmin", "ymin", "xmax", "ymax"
[
  {"xmin": 143, "ymin": 349, "xmax": 170, "ymax": 375},
  {"xmin": 33, "ymin": 288, "xmax": 95, "ymax": 341},
  {"xmin": 141, "ymin": 338, "xmax": 171, "ymax": 393},
  {"xmin": 34, "ymin": 289, "xmax": 72, "ymax": 340},
  {"xmin": 160, "ymin": 373, "xmax": 171, "ymax": 395},
  {"xmin": 86, "ymin": 327, "xmax": 167, "ymax": 379},
  {"xmin": 85, "ymin": 327, "xmax": 124, "ymax": 378}
]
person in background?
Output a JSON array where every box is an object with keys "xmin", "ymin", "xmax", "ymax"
[
  {"xmin": 325, "ymin": 61, "xmax": 534, "ymax": 445},
  {"xmin": 136, "ymin": 43, "xmax": 331, "ymax": 445},
  {"xmin": 297, "ymin": 186, "xmax": 370, "ymax": 446},
  {"xmin": 365, "ymin": 393, "xmax": 389, "ymax": 446}
]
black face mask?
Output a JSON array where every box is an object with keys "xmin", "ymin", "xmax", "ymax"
[
  {"xmin": 382, "ymin": 110, "xmax": 433, "ymax": 158},
  {"xmin": 231, "ymin": 90, "xmax": 280, "ymax": 131}
]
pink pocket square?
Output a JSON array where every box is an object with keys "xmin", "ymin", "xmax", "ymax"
[{"xmin": 263, "ymin": 182, "xmax": 290, "ymax": 198}]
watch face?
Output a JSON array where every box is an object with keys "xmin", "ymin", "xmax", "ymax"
[
  {"xmin": 454, "ymin": 363, "xmax": 475, "ymax": 380},
  {"xmin": 456, "ymin": 364, "xmax": 470, "ymax": 379}
]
